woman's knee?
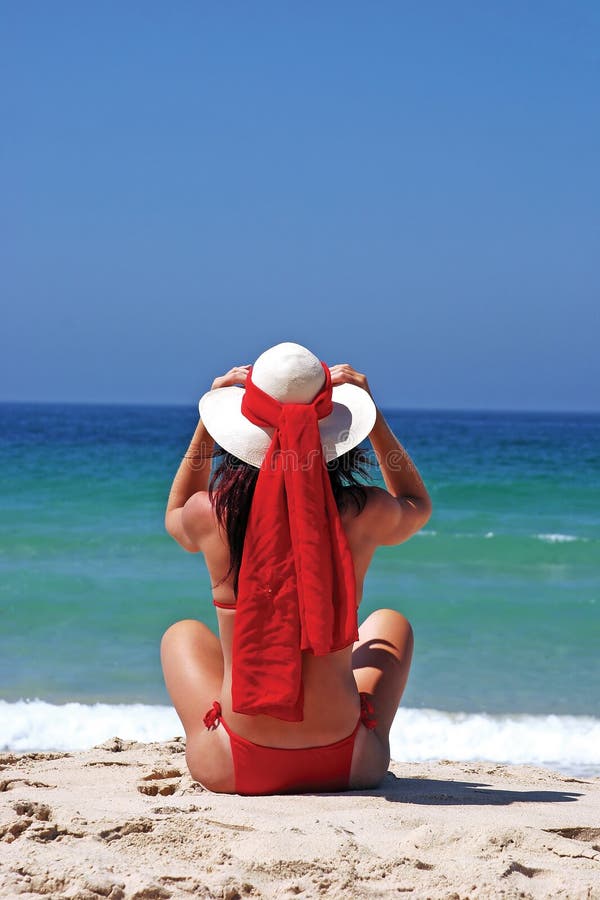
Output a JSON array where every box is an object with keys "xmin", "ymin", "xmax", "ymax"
[
  {"xmin": 160, "ymin": 619, "xmax": 209, "ymax": 668},
  {"xmin": 161, "ymin": 619, "xmax": 188, "ymax": 653},
  {"xmin": 162, "ymin": 618, "xmax": 203, "ymax": 647},
  {"xmin": 359, "ymin": 609, "xmax": 414, "ymax": 647}
]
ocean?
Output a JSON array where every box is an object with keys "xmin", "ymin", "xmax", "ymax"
[{"xmin": 1, "ymin": 403, "xmax": 599, "ymax": 776}]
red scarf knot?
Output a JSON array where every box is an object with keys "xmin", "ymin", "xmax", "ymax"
[{"xmin": 231, "ymin": 363, "xmax": 359, "ymax": 721}]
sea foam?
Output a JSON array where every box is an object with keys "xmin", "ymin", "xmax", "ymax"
[
  {"xmin": 390, "ymin": 707, "xmax": 600, "ymax": 777},
  {"xmin": 0, "ymin": 699, "xmax": 181, "ymax": 752},
  {"xmin": 1, "ymin": 700, "xmax": 598, "ymax": 777}
]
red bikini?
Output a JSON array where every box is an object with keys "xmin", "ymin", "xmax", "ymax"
[
  {"xmin": 207, "ymin": 364, "xmax": 377, "ymax": 794},
  {"xmin": 203, "ymin": 694, "xmax": 377, "ymax": 796}
]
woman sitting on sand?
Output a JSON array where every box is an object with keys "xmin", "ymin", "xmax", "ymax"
[{"xmin": 162, "ymin": 342, "xmax": 431, "ymax": 795}]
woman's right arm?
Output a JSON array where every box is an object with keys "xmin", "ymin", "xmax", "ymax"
[{"xmin": 330, "ymin": 364, "xmax": 432, "ymax": 546}]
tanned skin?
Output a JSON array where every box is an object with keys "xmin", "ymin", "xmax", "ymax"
[{"xmin": 162, "ymin": 364, "xmax": 431, "ymax": 793}]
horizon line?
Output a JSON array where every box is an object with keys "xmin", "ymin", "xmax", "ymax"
[{"xmin": 1, "ymin": 399, "xmax": 599, "ymax": 417}]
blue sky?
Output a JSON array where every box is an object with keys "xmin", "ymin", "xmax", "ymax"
[{"xmin": 2, "ymin": 2, "xmax": 598, "ymax": 410}]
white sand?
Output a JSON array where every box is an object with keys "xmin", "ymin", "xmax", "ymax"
[{"xmin": 1, "ymin": 738, "xmax": 598, "ymax": 899}]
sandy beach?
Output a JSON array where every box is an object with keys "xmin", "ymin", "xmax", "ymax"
[{"xmin": 1, "ymin": 739, "xmax": 598, "ymax": 900}]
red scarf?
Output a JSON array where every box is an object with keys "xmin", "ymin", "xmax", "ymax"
[{"xmin": 231, "ymin": 363, "xmax": 358, "ymax": 721}]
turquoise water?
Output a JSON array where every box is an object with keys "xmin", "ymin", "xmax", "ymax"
[{"xmin": 1, "ymin": 403, "xmax": 599, "ymax": 744}]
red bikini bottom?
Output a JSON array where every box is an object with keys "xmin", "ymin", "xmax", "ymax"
[{"xmin": 203, "ymin": 693, "xmax": 377, "ymax": 796}]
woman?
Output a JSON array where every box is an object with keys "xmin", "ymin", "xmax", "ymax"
[{"xmin": 162, "ymin": 342, "xmax": 431, "ymax": 794}]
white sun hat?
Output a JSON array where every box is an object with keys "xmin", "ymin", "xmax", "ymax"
[{"xmin": 198, "ymin": 342, "xmax": 377, "ymax": 467}]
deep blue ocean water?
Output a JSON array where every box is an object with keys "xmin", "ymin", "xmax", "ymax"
[{"xmin": 1, "ymin": 403, "xmax": 599, "ymax": 773}]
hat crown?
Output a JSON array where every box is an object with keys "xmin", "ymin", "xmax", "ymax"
[{"xmin": 252, "ymin": 342, "xmax": 325, "ymax": 404}]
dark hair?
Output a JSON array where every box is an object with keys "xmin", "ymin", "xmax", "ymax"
[{"xmin": 209, "ymin": 446, "xmax": 371, "ymax": 594}]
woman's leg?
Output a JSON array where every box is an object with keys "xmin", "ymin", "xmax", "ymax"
[
  {"xmin": 160, "ymin": 619, "xmax": 234, "ymax": 791},
  {"xmin": 350, "ymin": 609, "xmax": 414, "ymax": 786}
]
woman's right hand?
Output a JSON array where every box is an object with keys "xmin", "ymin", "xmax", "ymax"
[
  {"xmin": 211, "ymin": 365, "xmax": 250, "ymax": 391},
  {"xmin": 329, "ymin": 363, "xmax": 374, "ymax": 399}
]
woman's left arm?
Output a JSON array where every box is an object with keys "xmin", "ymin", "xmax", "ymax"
[
  {"xmin": 165, "ymin": 418, "xmax": 215, "ymax": 551},
  {"xmin": 165, "ymin": 365, "xmax": 250, "ymax": 551}
]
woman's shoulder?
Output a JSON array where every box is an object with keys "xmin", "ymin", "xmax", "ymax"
[
  {"xmin": 178, "ymin": 491, "xmax": 219, "ymax": 551},
  {"xmin": 342, "ymin": 484, "xmax": 392, "ymax": 514},
  {"xmin": 348, "ymin": 485, "xmax": 430, "ymax": 547}
]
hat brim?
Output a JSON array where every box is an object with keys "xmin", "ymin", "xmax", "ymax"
[{"xmin": 198, "ymin": 382, "xmax": 377, "ymax": 467}]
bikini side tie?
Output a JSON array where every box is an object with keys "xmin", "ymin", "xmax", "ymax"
[{"xmin": 203, "ymin": 700, "xmax": 222, "ymax": 730}]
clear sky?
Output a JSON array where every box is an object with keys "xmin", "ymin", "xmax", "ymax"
[{"xmin": 2, "ymin": 2, "xmax": 599, "ymax": 411}]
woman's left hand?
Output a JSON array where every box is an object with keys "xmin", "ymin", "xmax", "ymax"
[{"xmin": 211, "ymin": 366, "xmax": 250, "ymax": 391}]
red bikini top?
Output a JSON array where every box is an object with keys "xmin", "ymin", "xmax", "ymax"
[{"xmin": 214, "ymin": 363, "xmax": 358, "ymax": 722}]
